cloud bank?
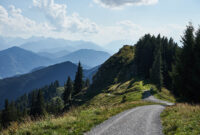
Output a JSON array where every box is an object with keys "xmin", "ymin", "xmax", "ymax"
[
  {"xmin": 33, "ymin": 0, "xmax": 98, "ymax": 34},
  {"xmin": 0, "ymin": 5, "xmax": 52, "ymax": 38},
  {"xmin": 94, "ymin": 0, "xmax": 158, "ymax": 9},
  {"xmin": 0, "ymin": 0, "xmax": 183, "ymax": 45}
]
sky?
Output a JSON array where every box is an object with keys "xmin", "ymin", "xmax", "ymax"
[{"xmin": 0, "ymin": 0, "xmax": 200, "ymax": 46}]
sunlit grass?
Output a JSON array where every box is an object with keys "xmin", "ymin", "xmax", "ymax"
[
  {"xmin": 150, "ymin": 85, "xmax": 176, "ymax": 103},
  {"xmin": 1, "ymin": 80, "xmax": 155, "ymax": 135},
  {"xmin": 161, "ymin": 103, "xmax": 200, "ymax": 135}
]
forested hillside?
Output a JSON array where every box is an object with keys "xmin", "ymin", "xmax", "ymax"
[
  {"xmin": 91, "ymin": 34, "xmax": 179, "ymax": 94},
  {"xmin": 0, "ymin": 61, "xmax": 98, "ymax": 109}
]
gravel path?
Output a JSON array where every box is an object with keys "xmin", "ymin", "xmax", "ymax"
[
  {"xmin": 85, "ymin": 90, "xmax": 174, "ymax": 135},
  {"xmin": 142, "ymin": 91, "xmax": 174, "ymax": 106}
]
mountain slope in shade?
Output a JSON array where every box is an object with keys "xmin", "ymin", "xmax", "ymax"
[
  {"xmin": 59, "ymin": 49, "xmax": 111, "ymax": 67},
  {"xmin": 0, "ymin": 47, "xmax": 52, "ymax": 78},
  {"xmin": 0, "ymin": 61, "xmax": 99, "ymax": 108}
]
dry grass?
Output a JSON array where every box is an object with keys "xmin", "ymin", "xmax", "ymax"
[{"xmin": 161, "ymin": 103, "xmax": 200, "ymax": 135}]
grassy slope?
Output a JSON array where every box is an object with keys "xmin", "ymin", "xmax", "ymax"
[
  {"xmin": 150, "ymin": 86, "xmax": 176, "ymax": 103},
  {"xmin": 1, "ymin": 80, "xmax": 155, "ymax": 135},
  {"xmin": 161, "ymin": 104, "xmax": 200, "ymax": 135}
]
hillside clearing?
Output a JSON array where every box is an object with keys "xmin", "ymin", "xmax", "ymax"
[{"xmin": 1, "ymin": 80, "xmax": 157, "ymax": 135}]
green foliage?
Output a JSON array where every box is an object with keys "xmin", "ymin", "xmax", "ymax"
[
  {"xmin": 74, "ymin": 62, "xmax": 83, "ymax": 95},
  {"xmin": 36, "ymin": 90, "xmax": 46, "ymax": 116},
  {"xmin": 150, "ymin": 43, "xmax": 163, "ymax": 91},
  {"xmin": 121, "ymin": 96, "xmax": 127, "ymax": 103},
  {"xmin": 150, "ymin": 86, "xmax": 176, "ymax": 103},
  {"xmin": 47, "ymin": 97, "xmax": 64, "ymax": 115},
  {"xmin": 1, "ymin": 99, "xmax": 18, "ymax": 128},
  {"xmin": 63, "ymin": 77, "xmax": 73, "ymax": 106},
  {"xmin": 172, "ymin": 24, "xmax": 200, "ymax": 102},
  {"xmin": 30, "ymin": 90, "xmax": 46, "ymax": 117},
  {"xmin": 91, "ymin": 45, "xmax": 135, "ymax": 92},
  {"xmin": 135, "ymin": 34, "xmax": 178, "ymax": 89}
]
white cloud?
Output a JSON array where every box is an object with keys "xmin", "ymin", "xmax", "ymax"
[
  {"xmin": 33, "ymin": 0, "xmax": 99, "ymax": 34},
  {"xmin": 0, "ymin": 5, "xmax": 53, "ymax": 38},
  {"xmin": 0, "ymin": 1, "xmax": 183, "ymax": 46},
  {"xmin": 94, "ymin": 0, "xmax": 158, "ymax": 9}
]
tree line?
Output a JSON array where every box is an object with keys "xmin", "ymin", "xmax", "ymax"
[
  {"xmin": 0, "ymin": 62, "xmax": 90, "ymax": 129},
  {"xmin": 134, "ymin": 23, "xmax": 200, "ymax": 103},
  {"xmin": 134, "ymin": 33, "xmax": 179, "ymax": 90},
  {"xmin": 171, "ymin": 23, "xmax": 200, "ymax": 102}
]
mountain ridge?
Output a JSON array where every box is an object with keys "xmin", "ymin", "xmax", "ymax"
[
  {"xmin": 58, "ymin": 49, "xmax": 111, "ymax": 67},
  {"xmin": 0, "ymin": 61, "xmax": 99, "ymax": 108},
  {"xmin": 0, "ymin": 46, "xmax": 53, "ymax": 78}
]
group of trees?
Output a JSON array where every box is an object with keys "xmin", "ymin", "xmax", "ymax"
[
  {"xmin": 0, "ymin": 62, "xmax": 89, "ymax": 129},
  {"xmin": 62, "ymin": 62, "xmax": 88, "ymax": 108},
  {"xmin": 0, "ymin": 80, "xmax": 60, "ymax": 128},
  {"xmin": 134, "ymin": 23, "xmax": 200, "ymax": 102},
  {"xmin": 171, "ymin": 24, "xmax": 200, "ymax": 102},
  {"xmin": 134, "ymin": 34, "xmax": 179, "ymax": 90}
]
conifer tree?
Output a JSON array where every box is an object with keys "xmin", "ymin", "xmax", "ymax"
[
  {"xmin": 30, "ymin": 91, "xmax": 37, "ymax": 116},
  {"xmin": 150, "ymin": 43, "xmax": 163, "ymax": 91},
  {"xmin": 54, "ymin": 80, "xmax": 59, "ymax": 88},
  {"xmin": 22, "ymin": 108, "xmax": 28, "ymax": 117},
  {"xmin": 74, "ymin": 62, "xmax": 83, "ymax": 95},
  {"xmin": 36, "ymin": 90, "xmax": 46, "ymax": 116},
  {"xmin": 172, "ymin": 23, "xmax": 197, "ymax": 101},
  {"xmin": 49, "ymin": 97, "xmax": 64, "ymax": 114},
  {"xmin": 63, "ymin": 76, "xmax": 73, "ymax": 106},
  {"xmin": 9, "ymin": 101, "xmax": 17, "ymax": 121},
  {"xmin": 1, "ymin": 99, "xmax": 10, "ymax": 127},
  {"xmin": 191, "ymin": 27, "xmax": 200, "ymax": 102}
]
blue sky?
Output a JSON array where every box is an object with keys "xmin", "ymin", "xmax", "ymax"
[{"xmin": 0, "ymin": 0, "xmax": 199, "ymax": 45}]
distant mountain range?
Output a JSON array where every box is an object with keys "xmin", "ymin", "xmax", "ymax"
[
  {"xmin": 58, "ymin": 49, "xmax": 110, "ymax": 67},
  {"xmin": 18, "ymin": 37, "xmax": 106, "ymax": 53},
  {"xmin": 0, "ymin": 61, "xmax": 99, "ymax": 108},
  {"xmin": 0, "ymin": 47, "xmax": 53, "ymax": 79},
  {"xmin": 37, "ymin": 50, "xmax": 70, "ymax": 59}
]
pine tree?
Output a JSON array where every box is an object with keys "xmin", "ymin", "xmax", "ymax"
[
  {"xmin": 9, "ymin": 101, "xmax": 17, "ymax": 121},
  {"xmin": 191, "ymin": 27, "xmax": 200, "ymax": 102},
  {"xmin": 30, "ymin": 91, "xmax": 37, "ymax": 116},
  {"xmin": 1, "ymin": 99, "xmax": 10, "ymax": 127},
  {"xmin": 74, "ymin": 62, "xmax": 83, "ymax": 95},
  {"xmin": 63, "ymin": 77, "xmax": 73, "ymax": 106},
  {"xmin": 50, "ymin": 97, "xmax": 64, "ymax": 114},
  {"xmin": 22, "ymin": 108, "xmax": 28, "ymax": 117},
  {"xmin": 54, "ymin": 80, "xmax": 59, "ymax": 88},
  {"xmin": 150, "ymin": 43, "xmax": 163, "ymax": 91},
  {"xmin": 36, "ymin": 90, "xmax": 46, "ymax": 116},
  {"xmin": 172, "ymin": 23, "xmax": 197, "ymax": 101}
]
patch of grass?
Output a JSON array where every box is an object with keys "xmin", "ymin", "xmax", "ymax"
[
  {"xmin": 161, "ymin": 103, "xmax": 200, "ymax": 135},
  {"xmin": 1, "ymin": 80, "xmax": 155, "ymax": 135},
  {"xmin": 150, "ymin": 85, "xmax": 176, "ymax": 103}
]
